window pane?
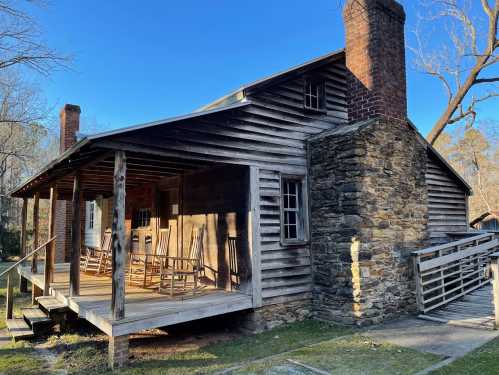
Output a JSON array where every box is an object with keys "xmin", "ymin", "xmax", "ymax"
[
  {"xmin": 289, "ymin": 225, "xmax": 297, "ymax": 239},
  {"xmin": 288, "ymin": 182, "xmax": 296, "ymax": 195},
  {"xmin": 311, "ymin": 96, "xmax": 318, "ymax": 109},
  {"xmin": 288, "ymin": 211, "xmax": 297, "ymax": 225}
]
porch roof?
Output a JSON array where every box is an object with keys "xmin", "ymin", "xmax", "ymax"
[{"xmin": 10, "ymin": 102, "xmax": 252, "ymax": 200}]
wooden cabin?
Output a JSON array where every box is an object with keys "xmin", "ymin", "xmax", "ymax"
[{"xmin": 8, "ymin": 0, "xmax": 472, "ymax": 368}]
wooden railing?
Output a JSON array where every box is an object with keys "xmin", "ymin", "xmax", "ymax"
[
  {"xmin": 1, "ymin": 237, "xmax": 56, "ymax": 320},
  {"xmin": 412, "ymin": 233, "xmax": 499, "ymax": 313},
  {"xmin": 489, "ymin": 252, "xmax": 499, "ymax": 329}
]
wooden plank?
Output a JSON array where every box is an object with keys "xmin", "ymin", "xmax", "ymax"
[
  {"xmin": 6, "ymin": 270, "xmax": 13, "ymax": 320},
  {"xmin": 31, "ymin": 192, "xmax": 39, "ymax": 273},
  {"xmin": 249, "ymin": 166, "xmax": 262, "ymax": 308},
  {"xmin": 111, "ymin": 151, "xmax": 126, "ymax": 320},
  {"xmin": 70, "ymin": 174, "xmax": 81, "ymax": 297},
  {"xmin": 19, "ymin": 197, "xmax": 28, "ymax": 293},
  {"xmin": 491, "ymin": 259, "xmax": 499, "ymax": 328},
  {"xmin": 44, "ymin": 185, "xmax": 58, "ymax": 296},
  {"xmin": 6, "ymin": 319, "xmax": 34, "ymax": 340}
]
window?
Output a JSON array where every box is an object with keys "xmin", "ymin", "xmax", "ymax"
[
  {"xmin": 304, "ymin": 79, "xmax": 325, "ymax": 111},
  {"xmin": 88, "ymin": 201, "xmax": 95, "ymax": 229},
  {"xmin": 281, "ymin": 177, "xmax": 307, "ymax": 243},
  {"xmin": 133, "ymin": 208, "xmax": 151, "ymax": 228}
]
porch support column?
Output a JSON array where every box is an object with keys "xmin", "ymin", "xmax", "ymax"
[
  {"xmin": 44, "ymin": 185, "xmax": 58, "ymax": 296},
  {"xmin": 109, "ymin": 151, "xmax": 127, "ymax": 369},
  {"xmin": 19, "ymin": 197, "xmax": 28, "ymax": 293},
  {"xmin": 249, "ymin": 166, "xmax": 262, "ymax": 308},
  {"xmin": 70, "ymin": 174, "xmax": 81, "ymax": 297},
  {"xmin": 108, "ymin": 335, "xmax": 129, "ymax": 369},
  {"xmin": 111, "ymin": 151, "xmax": 126, "ymax": 320},
  {"xmin": 31, "ymin": 192, "xmax": 40, "ymax": 274}
]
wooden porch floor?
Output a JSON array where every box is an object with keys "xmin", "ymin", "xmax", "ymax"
[
  {"xmin": 18, "ymin": 263, "xmax": 253, "ymax": 337},
  {"xmin": 419, "ymin": 284, "xmax": 495, "ymax": 330}
]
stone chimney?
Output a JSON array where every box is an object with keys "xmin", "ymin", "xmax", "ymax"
[
  {"xmin": 343, "ymin": 0, "xmax": 407, "ymax": 123},
  {"xmin": 308, "ymin": 0, "xmax": 428, "ymax": 326},
  {"xmin": 60, "ymin": 104, "xmax": 81, "ymax": 153}
]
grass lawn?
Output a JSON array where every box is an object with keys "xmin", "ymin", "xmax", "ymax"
[
  {"xmin": 50, "ymin": 320, "xmax": 354, "ymax": 374},
  {"xmin": 431, "ymin": 336, "xmax": 499, "ymax": 375},
  {"xmin": 235, "ymin": 335, "xmax": 441, "ymax": 375},
  {"xmin": 0, "ymin": 341, "xmax": 47, "ymax": 375}
]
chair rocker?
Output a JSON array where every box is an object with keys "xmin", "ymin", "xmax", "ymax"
[
  {"xmin": 80, "ymin": 229, "xmax": 112, "ymax": 274},
  {"xmin": 159, "ymin": 224, "xmax": 205, "ymax": 297},
  {"xmin": 129, "ymin": 228, "xmax": 171, "ymax": 288}
]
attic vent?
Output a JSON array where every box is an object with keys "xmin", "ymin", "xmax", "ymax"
[{"xmin": 304, "ymin": 78, "xmax": 325, "ymax": 111}]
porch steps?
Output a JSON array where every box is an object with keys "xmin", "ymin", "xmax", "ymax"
[
  {"xmin": 6, "ymin": 318, "xmax": 34, "ymax": 341},
  {"xmin": 21, "ymin": 307, "xmax": 53, "ymax": 333},
  {"xmin": 36, "ymin": 296, "xmax": 69, "ymax": 314}
]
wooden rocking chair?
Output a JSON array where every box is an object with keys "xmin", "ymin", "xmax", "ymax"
[
  {"xmin": 80, "ymin": 229, "xmax": 112, "ymax": 274},
  {"xmin": 129, "ymin": 228, "xmax": 171, "ymax": 288},
  {"xmin": 159, "ymin": 224, "xmax": 205, "ymax": 296}
]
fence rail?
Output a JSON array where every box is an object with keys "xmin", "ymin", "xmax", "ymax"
[{"xmin": 412, "ymin": 233, "xmax": 499, "ymax": 313}]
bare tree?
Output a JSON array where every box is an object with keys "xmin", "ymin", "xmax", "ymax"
[
  {"xmin": 411, "ymin": 0, "xmax": 499, "ymax": 144},
  {"xmin": 0, "ymin": 0, "xmax": 68, "ymax": 75}
]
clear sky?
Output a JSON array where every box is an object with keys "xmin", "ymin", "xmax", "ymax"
[{"xmin": 27, "ymin": 0, "xmax": 498, "ymax": 137}]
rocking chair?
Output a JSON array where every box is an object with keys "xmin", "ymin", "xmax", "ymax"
[
  {"xmin": 80, "ymin": 229, "xmax": 112, "ymax": 274},
  {"xmin": 159, "ymin": 224, "xmax": 205, "ymax": 296},
  {"xmin": 129, "ymin": 228, "xmax": 171, "ymax": 288}
]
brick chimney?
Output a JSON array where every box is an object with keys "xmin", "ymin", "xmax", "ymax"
[
  {"xmin": 343, "ymin": 0, "xmax": 407, "ymax": 123},
  {"xmin": 56, "ymin": 104, "xmax": 81, "ymax": 263},
  {"xmin": 60, "ymin": 104, "xmax": 81, "ymax": 153}
]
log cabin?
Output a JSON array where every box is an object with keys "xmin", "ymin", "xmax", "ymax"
[{"xmin": 7, "ymin": 0, "xmax": 473, "ymax": 368}]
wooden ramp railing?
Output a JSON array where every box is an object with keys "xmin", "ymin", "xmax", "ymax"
[{"xmin": 412, "ymin": 233, "xmax": 499, "ymax": 314}]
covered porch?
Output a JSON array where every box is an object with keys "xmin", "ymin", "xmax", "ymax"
[
  {"xmin": 18, "ymin": 263, "xmax": 252, "ymax": 337},
  {"xmin": 9, "ymin": 104, "xmax": 262, "ymax": 368}
]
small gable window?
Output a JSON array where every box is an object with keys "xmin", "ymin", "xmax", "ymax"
[{"xmin": 304, "ymin": 79, "xmax": 325, "ymax": 111}]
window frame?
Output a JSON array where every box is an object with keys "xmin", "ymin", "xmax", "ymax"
[
  {"xmin": 280, "ymin": 175, "xmax": 309, "ymax": 246},
  {"xmin": 88, "ymin": 201, "xmax": 95, "ymax": 230},
  {"xmin": 303, "ymin": 77, "xmax": 326, "ymax": 112},
  {"xmin": 134, "ymin": 207, "xmax": 151, "ymax": 228}
]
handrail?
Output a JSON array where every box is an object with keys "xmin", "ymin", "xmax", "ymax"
[
  {"xmin": 0, "ymin": 236, "xmax": 56, "ymax": 279},
  {"xmin": 411, "ymin": 233, "xmax": 494, "ymax": 256}
]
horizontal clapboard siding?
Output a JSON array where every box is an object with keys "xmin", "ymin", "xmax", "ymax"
[
  {"xmin": 258, "ymin": 169, "xmax": 312, "ymax": 304},
  {"xmin": 94, "ymin": 58, "xmax": 348, "ymax": 306},
  {"xmin": 426, "ymin": 155, "xmax": 469, "ymax": 245}
]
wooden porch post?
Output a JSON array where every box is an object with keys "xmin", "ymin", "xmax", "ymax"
[
  {"xmin": 249, "ymin": 166, "xmax": 262, "ymax": 308},
  {"xmin": 70, "ymin": 174, "xmax": 81, "ymax": 297},
  {"xmin": 19, "ymin": 197, "xmax": 29, "ymax": 293},
  {"xmin": 44, "ymin": 185, "xmax": 58, "ymax": 296},
  {"xmin": 31, "ymin": 192, "xmax": 40, "ymax": 274},
  {"xmin": 5, "ymin": 270, "xmax": 14, "ymax": 320},
  {"xmin": 109, "ymin": 150, "xmax": 128, "ymax": 369},
  {"xmin": 111, "ymin": 151, "xmax": 126, "ymax": 320},
  {"xmin": 491, "ymin": 253, "xmax": 499, "ymax": 329}
]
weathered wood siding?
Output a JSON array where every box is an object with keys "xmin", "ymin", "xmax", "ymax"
[
  {"xmin": 247, "ymin": 60, "xmax": 347, "ymax": 305},
  {"xmin": 426, "ymin": 154, "xmax": 469, "ymax": 244},
  {"xmin": 92, "ymin": 57, "xmax": 348, "ymax": 306}
]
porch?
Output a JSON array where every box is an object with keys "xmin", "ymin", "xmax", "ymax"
[{"xmin": 18, "ymin": 263, "xmax": 252, "ymax": 337}]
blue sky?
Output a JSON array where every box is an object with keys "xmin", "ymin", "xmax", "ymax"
[{"xmin": 28, "ymin": 0, "xmax": 498, "ymax": 137}]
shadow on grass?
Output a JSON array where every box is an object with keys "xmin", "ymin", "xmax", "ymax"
[{"xmin": 0, "ymin": 346, "xmax": 47, "ymax": 375}]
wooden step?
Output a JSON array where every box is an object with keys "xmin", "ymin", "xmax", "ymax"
[
  {"xmin": 6, "ymin": 318, "xmax": 34, "ymax": 341},
  {"xmin": 21, "ymin": 307, "xmax": 53, "ymax": 333},
  {"xmin": 36, "ymin": 296, "xmax": 69, "ymax": 314}
]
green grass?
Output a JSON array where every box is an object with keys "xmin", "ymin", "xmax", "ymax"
[
  {"xmin": 431, "ymin": 336, "xmax": 499, "ymax": 375},
  {"xmin": 235, "ymin": 335, "xmax": 442, "ymax": 375},
  {"xmin": 0, "ymin": 341, "xmax": 47, "ymax": 375},
  {"xmin": 52, "ymin": 320, "xmax": 354, "ymax": 374}
]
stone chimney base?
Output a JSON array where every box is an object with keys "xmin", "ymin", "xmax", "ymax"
[{"xmin": 308, "ymin": 118, "xmax": 429, "ymax": 326}]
